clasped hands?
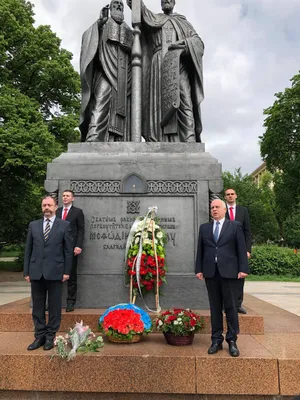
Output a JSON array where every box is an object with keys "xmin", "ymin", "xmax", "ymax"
[
  {"xmin": 24, "ymin": 275, "xmax": 70, "ymax": 283},
  {"xmin": 196, "ymin": 272, "xmax": 248, "ymax": 280}
]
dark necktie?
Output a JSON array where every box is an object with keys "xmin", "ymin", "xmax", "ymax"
[
  {"xmin": 44, "ymin": 219, "xmax": 51, "ymax": 241},
  {"xmin": 213, "ymin": 221, "xmax": 220, "ymax": 242}
]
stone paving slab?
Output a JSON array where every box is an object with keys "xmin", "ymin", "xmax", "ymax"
[
  {"xmin": 0, "ymin": 332, "xmax": 278, "ymax": 395},
  {"xmin": 0, "ymin": 298, "xmax": 264, "ymax": 335},
  {"xmin": 245, "ymin": 281, "xmax": 300, "ymax": 317}
]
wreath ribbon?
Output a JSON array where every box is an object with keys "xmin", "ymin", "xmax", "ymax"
[{"xmin": 125, "ymin": 206, "xmax": 161, "ymax": 313}]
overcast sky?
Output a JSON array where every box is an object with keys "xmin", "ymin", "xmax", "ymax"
[{"xmin": 30, "ymin": 0, "xmax": 300, "ymax": 174}]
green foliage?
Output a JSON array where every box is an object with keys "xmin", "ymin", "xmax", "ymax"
[
  {"xmin": 261, "ymin": 73, "xmax": 300, "ymax": 173},
  {"xmin": 0, "ymin": 260, "xmax": 21, "ymax": 272},
  {"xmin": 0, "ymin": 0, "xmax": 81, "ymax": 244},
  {"xmin": 48, "ymin": 115, "xmax": 80, "ymax": 151},
  {"xmin": 282, "ymin": 212, "xmax": 300, "ymax": 249},
  {"xmin": 249, "ymin": 245, "xmax": 300, "ymax": 276},
  {"xmin": 0, "ymin": 86, "xmax": 60, "ymax": 243},
  {"xmin": 222, "ymin": 169, "xmax": 280, "ymax": 243},
  {"xmin": 260, "ymin": 71, "xmax": 300, "ymax": 230},
  {"xmin": 15, "ymin": 245, "xmax": 25, "ymax": 271},
  {"xmin": 247, "ymin": 274, "xmax": 300, "ymax": 282},
  {"xmin": 0, "ymin": 0, "xmax": 80, "ymax": 117}
]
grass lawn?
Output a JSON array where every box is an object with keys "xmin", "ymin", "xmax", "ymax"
[
  {"xmin": 0, "ymin": 260, "xmax": 21, "ymax": 272},
  {"xmin": 0, "ymin": 251, "xmax": 19, "ymax": 258},
  {"xmin": 247, "ymin": 274, "xmax": 300, "ymax": 282}
]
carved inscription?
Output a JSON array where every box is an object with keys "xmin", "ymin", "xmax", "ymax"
[{"xmin": 89, "ymin": 215, "xmax": 178, "ymax": 250}]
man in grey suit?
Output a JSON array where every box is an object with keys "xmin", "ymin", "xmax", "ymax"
[
  {"xmin": 24, "ymin": 196, "xmax": 73, "ymax": 351},
  {"xmin": 195, "ymin": 199, "xmax": 249, "ymax": 357}
]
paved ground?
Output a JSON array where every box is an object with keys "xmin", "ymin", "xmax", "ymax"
[
  {"xmin": 0, "ymin": 275, "xmax": 300, "ymax": 315},
  {"xmin": 245, "ymin": 281, "xmax": 300, "ymax": 317},
  {"xmin": 0, "ymin": 281, "xmax": 31, "ymax": 306}
]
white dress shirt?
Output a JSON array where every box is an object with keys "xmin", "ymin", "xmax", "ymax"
[{"xmin": 43, "ymin": 215, "xmax": 56, "ymax": 232}]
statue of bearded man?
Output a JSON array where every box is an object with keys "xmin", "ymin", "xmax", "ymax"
[
  {"xmin": 127, "ymin": 0, "xmax": 204, "ymax": 143},
  {"xmin": 80, "ymin": 0, "xmax": 133, "ymax": 142}
]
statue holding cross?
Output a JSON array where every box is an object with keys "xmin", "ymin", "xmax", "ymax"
[
  {"xmin": 128, "ymin": 0, "xmax": 205, "ymax": 143},
  {"xmin": 79, "ymin": 0, "xmax": 133, "ymax": 142}
]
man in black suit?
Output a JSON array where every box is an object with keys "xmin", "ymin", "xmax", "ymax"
[
  {"xmin": 195, "ymin": 199, "xmax": 249, "ymax": 357},
  {"xmin": 24, "ymin": 196, "xmax": 73, "ymax": 351},
  {"xmin": 224, "ymin": 188, "xmax": 252, "ymax": 314},
  {"xmin": 56, "ymin": 190, "xmax": 85, "ymax": 312}
]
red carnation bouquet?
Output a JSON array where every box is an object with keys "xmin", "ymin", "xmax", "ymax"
[{"xmin": 99, "ymin": 305, "xmax": 152, "ymax": 341}]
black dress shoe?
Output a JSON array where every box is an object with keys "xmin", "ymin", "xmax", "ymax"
[
  {"xmin": 43, "ymin": 339, "xmax": 54, "ymax": 351},
  {"xmin": 238, "ymin": 306, "xmax": 247, "ymax": 314},
  {"xmin": 66, "ymin": 304, "xmax": 74, "ymax": 312},
  {"xmin": 228, "ymin": 341, "xmax": 240, "ymax": 357},
  {"xmin": 208, "ymin": 342, "xmax": 223, "ymax": 354},
  {"xmin": 27, "ymin": 338, "xmax": 45, "ymax": 351}
]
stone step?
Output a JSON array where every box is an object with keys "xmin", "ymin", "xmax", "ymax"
[
  {"xmin": 0, "ymin": 332, "xmax": 279, "ymax": 395},
  {"xmin": 0, "ymin": 298, "xmax": 264, "ymax": 335}
]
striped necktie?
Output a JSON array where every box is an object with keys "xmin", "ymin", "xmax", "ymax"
[{"xmin": 44, "ymin": 219, "xmax": 51, "ymax": 241}]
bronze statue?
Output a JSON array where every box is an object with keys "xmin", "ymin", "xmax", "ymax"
[
  {"xmin": 127, "ymin": 0, "xmax": 204, "ymax": 143},
  {"xmin": 80, "ymin": 0, "xmax": 133, "ymax": 142}
]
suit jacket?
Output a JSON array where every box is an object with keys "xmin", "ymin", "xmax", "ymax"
[
  {"xmin": 195, "ymin": 219, "xmax": 249, "ymax": 279},
  {"xmin": 23, "ymin": 218, "xmax": 73, "ymax": 280},
  {"xmin": 56, "ymin": 206, "xmax": 85, "ymax": 249},
  {"xmin": 226, "ymin": 205, "xmax": 252, "ymax": 253}
]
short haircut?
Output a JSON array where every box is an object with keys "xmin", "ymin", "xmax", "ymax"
[
  {"xmin": 41, "ymin": 195, "xmax": 56, "ymax": 205},
  {"xmin": 62, "ymin": 190, "xmax": 75, "ymax": 197},
  {"xmin": 224, "ymin": 188, "xmax": 236, "ymax": 194}
]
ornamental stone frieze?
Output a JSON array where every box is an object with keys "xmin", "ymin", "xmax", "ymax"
[{"xmin": 69, "ymin": 180, "xmax": 198, "ymax": 195}]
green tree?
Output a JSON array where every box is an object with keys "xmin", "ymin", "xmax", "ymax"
[
  {"xmin": 0, "ymin": 0, "xmax": 81, "ymax": 244},
  {"xmin": 0, "ymin": 86, "xmax": 61, "ymax": 243},
  {"xmin": 283, "ymin": 212, "xmax": 300, "ymax": 249},
  {"xmin": 260, "ymin": 71, "xmax": 300, "ymax": 224},
  {"xmin": 222, "ymin": 169, "xmax": 280, "ymax": 244}
]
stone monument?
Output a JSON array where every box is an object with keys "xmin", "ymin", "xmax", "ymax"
[{"xmin": 45, "ymin": 0, "xmax": 223, "ymax": 309}]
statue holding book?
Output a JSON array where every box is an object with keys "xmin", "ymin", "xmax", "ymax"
[{"xmin": 79, "ymin": 0, "xmax": 133, "ymax": 142}]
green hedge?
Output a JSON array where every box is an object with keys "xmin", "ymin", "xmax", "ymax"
[{"xmin": 249, "ymin": 245, "xmax": 300, "ymax": 276}]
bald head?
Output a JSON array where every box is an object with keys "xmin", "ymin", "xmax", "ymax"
[{"xmin": 211, "ymin": 199, "xmax": 226, "ymax": 221}]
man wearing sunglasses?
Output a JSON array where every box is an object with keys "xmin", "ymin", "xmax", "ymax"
[{"xmin": 224, "ymin": 188, "xmax": 252, "ymax": 314}]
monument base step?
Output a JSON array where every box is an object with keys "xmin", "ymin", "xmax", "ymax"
[
  {"xmin": 0, "ymin": 298, "xmax": 264, "ymax": 335},
  {"xmin": 0, "ymin": 332, "xmax": 278, "ymax": 395}
]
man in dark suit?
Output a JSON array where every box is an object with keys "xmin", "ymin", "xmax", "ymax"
[
  {"xmin": 56, "ymin": 190, "xmax": 85, "ymax": 312},
  {"xmin": 195, "ymin": 199, "xmax": 249, "ymax": 357},
  {"xmin": 24, "ymin": 196, "xmax": 73, "ymax": 351},
  {"xmin": 224, "ymin": 188, "xmax": 252, "ymax": 314}
]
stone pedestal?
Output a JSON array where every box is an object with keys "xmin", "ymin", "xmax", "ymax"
[{"xmin": 45, "ymin": 143, "xmax": 223, "ymax": 309}]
